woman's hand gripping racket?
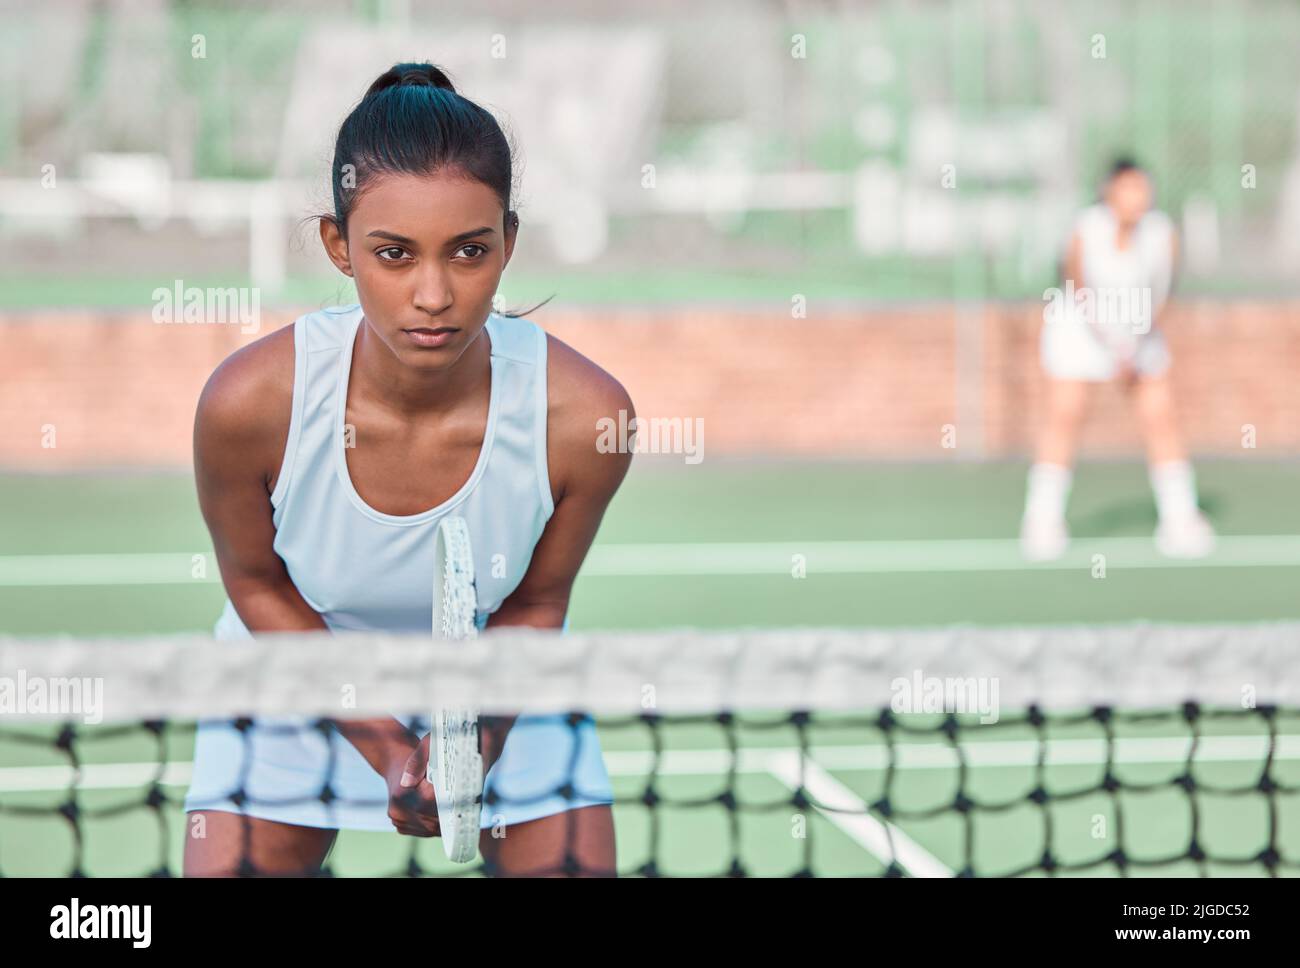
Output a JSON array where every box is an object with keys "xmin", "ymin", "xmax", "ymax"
[{"xmin": 428, "ymin": 515, "xmax": 482, "ymax": 863}]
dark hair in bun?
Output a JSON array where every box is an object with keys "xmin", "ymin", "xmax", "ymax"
[
  {"xmin": 363, "ymin": 62, "xmax": 457, "ymax": 97},
  {"xmin": 323, "ymin": 62, "xmax": 542, "ymax": 315},
  {"xmin": 327, "ymin": 62, "xmax": 516, "ymax": 240}
]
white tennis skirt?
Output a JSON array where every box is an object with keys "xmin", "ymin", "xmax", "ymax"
[
  {"xmin": 183, "ymin": 616, "xmax": 614, "ymax": 831},
  {"xmin": 184, "ymin": 711, "xmax": 613, "ymax": 831},
  {"xmin": 1040, "ymin": 316, "xmax": 1171, "ymax": 382}
]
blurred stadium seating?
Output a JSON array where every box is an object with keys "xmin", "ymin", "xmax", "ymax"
[{"xmin": 1, "ymin": 0, "xmax": 1298, "ymax": 300}]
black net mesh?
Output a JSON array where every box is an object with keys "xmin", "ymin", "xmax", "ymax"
[{"xmin": 2, "ymin": 702, "xmax": 1297, "ymax": 877}]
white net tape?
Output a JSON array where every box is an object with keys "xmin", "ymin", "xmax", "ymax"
[{"xmin": 2, "ymin": 622, "xmax": 1299, "ymax": 722}]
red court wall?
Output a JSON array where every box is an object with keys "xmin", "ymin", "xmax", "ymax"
[{"xmin": 1, "ymin": 302, "xmax": 1296, "ymax": 469}]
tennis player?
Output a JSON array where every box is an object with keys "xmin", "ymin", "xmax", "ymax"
[
  {"xmin": 183, "ymin": 64, "xmax": 632, "ymax": 876},
  {"xmin": 1021, "ymin": 158, "xmax": 1214, "ymax": 561}
]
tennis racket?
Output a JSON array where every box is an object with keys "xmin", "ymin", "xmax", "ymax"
[{"xmin": 428, "ymin": 514, "xmax": 482, "ymax": 863}]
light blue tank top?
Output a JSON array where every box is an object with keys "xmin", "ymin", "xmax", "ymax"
[
  {"xmin": 189, "ymin": 305, "xmax": 614, "ymax": 831},
  {"xmin": 214, "ymin": 303, "xmax": 554, "ymax": 637}
]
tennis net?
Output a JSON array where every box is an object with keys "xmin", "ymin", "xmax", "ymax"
[{"xmin": 1, "ymin": 624, "xmax": 1299, "ymax": 877}]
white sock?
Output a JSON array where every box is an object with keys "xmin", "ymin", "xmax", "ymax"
[
  {"xmin": 1023, "ymin": 463, "xmax": 1072, "ymax": 521},
  {"xmin": 1149, "ymin": 460, "xmax": 1199, "ymax": 522}
]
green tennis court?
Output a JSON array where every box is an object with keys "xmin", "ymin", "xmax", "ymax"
[
  {"xmin": 5, "ymin": 460, "xmax": 1300, "ymax": 632},
  {"xmin": 2, "ymin": 461, "xmax": 1299, "ymax": 876}
]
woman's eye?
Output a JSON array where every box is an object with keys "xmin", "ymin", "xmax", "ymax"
[
  {"xmin": 456, "ymin": 243, "xmax": 487, "ymax": 259},
  {"xmin": 377, "ymin": 247, "xmax": 407, "ymax": 261}
]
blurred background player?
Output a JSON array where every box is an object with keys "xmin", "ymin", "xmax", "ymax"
[{"xmin": 1021, "ymin": 158, "xmax": 1216, "ymax": 562}]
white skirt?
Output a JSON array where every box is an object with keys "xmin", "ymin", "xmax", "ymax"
[
  {"xmin": 1040, "ymin": 314, "xmax": 1171, "ymax": 381},
  {"xmin": 184, "ymin": 711, "xmax": 614, "ymax": 832}
]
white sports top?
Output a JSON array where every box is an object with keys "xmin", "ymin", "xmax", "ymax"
[
  {"xmin": 214, "ymin": 304, "xmax": 555, "ymax": 638},
  {"xmin": 1074, "ymin": 203, "xmax": 1175, "ymax": 336}
]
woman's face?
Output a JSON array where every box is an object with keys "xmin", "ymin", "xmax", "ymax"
[
  {"xmin": 321, "ymin": 169, "xmax": 516, "ymax": 371},
  {"xmin": 1104, "ymin": 169, "xmax": 1153, "ymax": 228}
]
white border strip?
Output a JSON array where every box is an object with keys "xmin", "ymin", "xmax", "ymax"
[
  {"xmin": 6, "ymin": 735, "xmax": 1293, "ymax": 794},
  {"xmin": 3, "ymin": 623, "xmax": 1300, "ymax": 720},
  {"xmin": 584, "ymin": 537, "xmax": 1300, "ymax": 575},
  {"xmin": 5, "ymin": 535, "xmax": 1300, "ymax": 586}
]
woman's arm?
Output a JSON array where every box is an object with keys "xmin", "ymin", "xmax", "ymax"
[
  {"xmin": 478, "ymin": 342, "xmax": 635, "ymax": 763},
  {"xmin": 193, "ymin": 328, "xmax": 419, "ymax": 787},
  {"xmin": 490, "ymin": 335, "xmax": 637, "ymax": 628},
  {"xmin": 194, "ymin": 328, "xmax": 320, "ymax": 630},
  {"xmin": 1065, "ymin": 228, "xmax": 1113, "ymax": 352}
]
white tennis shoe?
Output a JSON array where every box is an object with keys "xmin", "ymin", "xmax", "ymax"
[
  {"xmin": 1155, "ymin": 511, "xmax": 1216, "ymax": 559},
  {"xmin": 1020, "ymin": 514, "xmax": 1070, "ymax": 562}
]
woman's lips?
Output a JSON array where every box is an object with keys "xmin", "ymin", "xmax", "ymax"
[{"xmin": 402, "ymin": 326, "xmax": 459, "ymax": 348}]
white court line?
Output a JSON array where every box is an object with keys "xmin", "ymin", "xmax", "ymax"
[
  {"xmin": 765, "ymin": 751, "xmax": 953, "ymax": 878},
  {"xmin": 0, "ymin": 553, "xmax": 218, "ymax": 586},
  {"xmin": 6, "ymin": 537, "xmax": 1300, "ymax": 586},
  {"xmin": 0, "ymin": 761, "xmax": 193, "ymax": 792},
  {"xmin": 4, "ymin": 734, "xmax": 1294, "ymax": 793},
  {"xmin": 603, "ymin": 735, "xmax": 1300, "ymax": 775},
  {"xmin": 582, "ymin": 536, "xmax": 1300, "ymax": 575}
]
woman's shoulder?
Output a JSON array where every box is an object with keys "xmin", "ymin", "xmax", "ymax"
[
  {"xmin": 194, "ymin": 320, "xmax": 297, "ymax": 469},
  {"xmin": 540, "ymin": 329, "xmax": 635, "ymax": 495},
  {"xmin": 199, "ymin": 322, "xmax": 295, "ymax": 417},
  {"xmin": 542, "ymin": 329, "xmax": 633, "ymax": 428}
]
